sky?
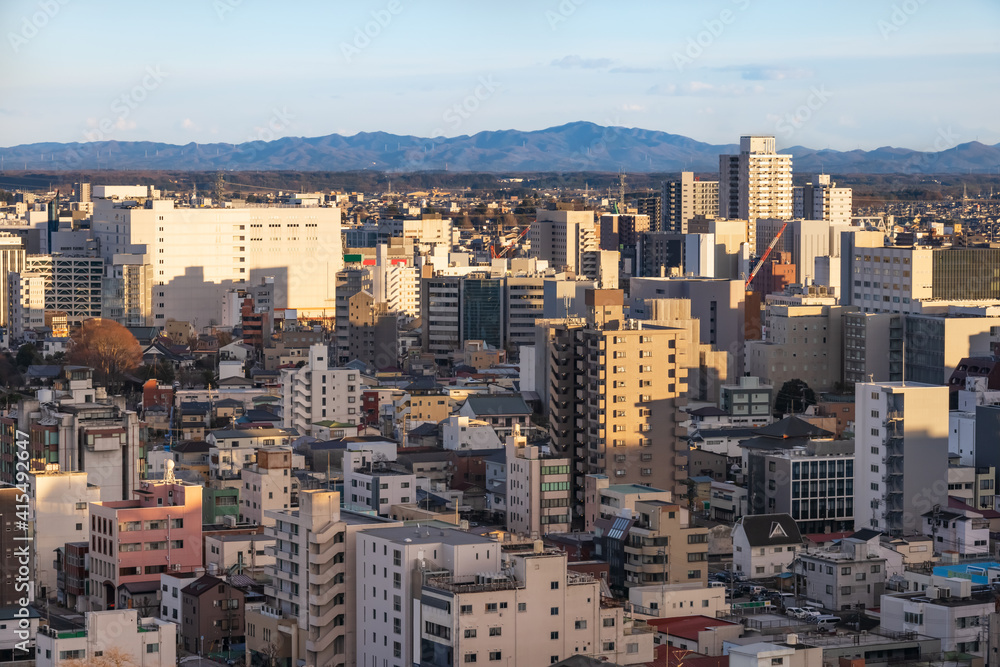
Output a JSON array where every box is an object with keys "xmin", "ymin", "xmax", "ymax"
[{"xmin": 1, "ymin": 0, "xmax": 998, "ymax": 151}]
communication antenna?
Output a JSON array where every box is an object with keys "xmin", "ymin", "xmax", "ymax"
[{"xmin": 214, "ymin": 171, "xmax": 225, "ymax": 208}]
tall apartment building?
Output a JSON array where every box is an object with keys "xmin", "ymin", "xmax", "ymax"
[
  {"xmin": 92, "ymin": 196, "xmax": 342, "ymax": 326},
  {"xmin": 793, "ymin": 174, "xmax": 853, "ymax": 224},
  {"xmin": 854, "ymin": 382, "xmax": 949, "ymax": 535},
  {"xmin": 755, "ymin": 217, "xmax": 850, "ymax": 290},
  {"xmin": 280, "ymin": 344, "xmax": 362, "ymax": 434},
  {"xmin": 0, "ymin": 232, "xmax": 26, "ymax": 327},
  {"xmin": 505, "ymin": 275, "xmax": 546, "ymax": 351},
  {"xmin": 1, "ymin": 367, "xmax": 145, "ymax": 501},
  {"xmin": 545, "ymin": 290, "xmax": 692, "ymax": 507},
  {"xmin": 421, "ymin": 275, "xmax": 460, "ymax": 364},
  {"xmin": 718, "ymin": 136, "xmax": 793, "ymax": 221},
  {"xmin": 88, "ymin": 479, "xmax": 203, "ymax": 611},
  {"xmin": 7, "ymin": 270, "xmax": 46, "ymax": 339},
  {"xmin": 662, "ymin": 172, "xmax": 719, "ymax": 233},
  {"xmin": 419, "ymin": 545, "xmax": 655, "ymax": 666},
  {"xmin": 0, "ymin": 487, "xmax": 29, "ymax": 606},
  {"xmin": 529, "ymin": 207, "xmax": 598, "ymax": 275},
  {"xmin": 101, "ymin": 253, "xmax": 153, "ymax": 327},
  {"xmin": 346, "ymin": 291, "xmax": 398, "ymax": 370},
  {"xmin": 36, "ymin": 609, "xmax": 176, "ymax": 667},
  {"xmin": 334, "ymin": 267, "xmax": 373, "ymax": 364},
  {"xmin": 636, "ymin": 195, "xmax": 661, "ymax": 232},
  {"xmin": 25, "ymin": 470, "xmax": 101, "ymax": 599},
  {"xmin": 239, "ymin": 447, "xmax": 296, "ymax": 526},
  {"xmin": 356, "ymin": 526, "xmax": 501, "ymax": 667},
  {"xmin": 248, "ymin": 491, "xmax": 397, "ymax": 667},
  {"xmin": 844, "ymin": 312, "xmax": 900, "ymax": 385},
  {"xmin": 505, "ymin": 426, "xmax": 573, "ymax": 536}
]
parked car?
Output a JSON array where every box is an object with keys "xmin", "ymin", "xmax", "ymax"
[
  {"xmin": 802, "ymin": 608, "xmax": 823, "ymax": 622},
  {"xmin": 814, "ymin": 615, "xmax": 842, "ymax": 631},
  {"xmin": 785, "ymin": 607, "xmax": 807, "ymax": 619}
]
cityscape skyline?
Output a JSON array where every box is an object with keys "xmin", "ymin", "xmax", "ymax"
[{"xmin": 2, "ymin": 0, "xmax": 999, "ymax": 151}]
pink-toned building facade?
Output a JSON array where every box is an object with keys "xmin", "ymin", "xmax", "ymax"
[{"xmin": 88, "ymin": 480, "xmax": 203, "ymax": 611}]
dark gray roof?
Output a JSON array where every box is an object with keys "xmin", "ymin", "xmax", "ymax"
[
  {"xmin": 26, "ymin": 365, "xmax": 63, "ymax": 379},
  {"xmin": 690, "ymin": 406, "xmax": 729, "ymax": 417},
  {"xmin": 753, "ymin": 415, "xmax": 833, "ymax": 439},
  {"xmin": 697, "ymin": 427, "xmax": 756, "ymax": 439},
  {"xmin": 737, "ymin": 513, "xmax": 802, "ymax": 547},
  {"xmin": 847, "ymin": 528, "xmax": 882, "ymax": 543},
  {"xmin": 465, "ymin": 394, "xmax": 531, "ymax": 416},
  {"xmin": 408, "ymin": 422, "xmax": 439, "ymax": 437}
]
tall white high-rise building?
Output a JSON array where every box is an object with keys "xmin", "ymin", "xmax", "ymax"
[
  {"xmin": 92, "ymin": 196, "xmax": 342, "ymax": 327},
  {"xmin": 794, "ymin": 174, "xmax": 853, "ymax": 224},
  {"xmin": 854, "ymin": 382, "xmax": 950, "ymax": 536},
  {"xmin": 718, "ymin": 136, "xmax": 793, "ymax": 221}
]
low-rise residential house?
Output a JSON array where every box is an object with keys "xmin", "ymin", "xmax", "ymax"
[{"xmin": 732, "ymin": 513, "xmax": 802, "ymax": 580}]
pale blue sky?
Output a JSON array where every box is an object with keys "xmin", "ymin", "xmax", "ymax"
[{"xmin": 1, "ymin": 0, "xmax": 998, "ymax": 150}]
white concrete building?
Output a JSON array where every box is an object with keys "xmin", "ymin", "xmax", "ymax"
[
  {"xmin": 881, "ymin": 581, "xmax": 991, "ymax": 659},
  {"xmin": 280, "ymin": 344, "xmax": 362, "ymax": 435},
  {"xmin": 628, "ymin": 582, "xmax": 729, "ymax": 618},
  {"xmin": 204, "ymin": 533, "xmax": 274, "ymax": 577},
  {"xmin": 793, "ymin": 174, "xmax": 853, "ymax": 224},
  {"xmin": 356, "ymin": 525, "xmax": 502, "ymax": 667},
  {"xmin": 442, "ymin": 415, "xmax": 502, "ymax": 451},
  {"xmin": 239, "ymin": 447, "xmax": 297, "ymax": 526},
  {"xmin": 36, "ymin": 609, "xmax": 176, "ymax": 667},
  {"xmin": 25, "ymin": 470, "xmax": 100, "ymax": 599},
  {"xmin": 922, "ymin": 507, "xmax": 990, "ymax": 556},
  {"xmin": 343, "ymin": 450, "xmax": 418, "ymax": 516},
  {"xmin": 796, "ymin": 530, "xmax": 903, "ymax": 612},
  {"xmin": 854, "ymin": 382, "xmax": 950, "ymax": 536},
  {"xmin": 92, "ymin": 196, "xmax": 342, "ymax": 326}
]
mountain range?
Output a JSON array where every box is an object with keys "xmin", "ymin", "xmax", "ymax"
[{"xmin": 3, "ymin": 122, "xmax": 999, "ymax": 174}]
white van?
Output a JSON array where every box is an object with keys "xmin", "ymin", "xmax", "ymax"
[
  {"xmin": 814, "ymin": 615, "xmax": 841, "ymax": 631},
  {"xmin": 709, "ymin": 581, "xmax": 727, "ymax": 588}
]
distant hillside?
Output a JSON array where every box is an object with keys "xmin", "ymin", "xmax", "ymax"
[{"xmin": 3, "ymin": 122, "xmax": 999, "ymax": 173}]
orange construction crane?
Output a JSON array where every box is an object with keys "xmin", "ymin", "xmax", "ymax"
[
  {"xmin": 491, "ymin": 225, "xmax": 530, "ymax": 259},
  {"xmin": 745, "ymin": 221, "xmax": 788, "ymax": 290}
]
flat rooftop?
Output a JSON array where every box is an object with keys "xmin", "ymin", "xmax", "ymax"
[{"xmin": 363, "ymin": 525, "xmax": 498, "ymax": 546}]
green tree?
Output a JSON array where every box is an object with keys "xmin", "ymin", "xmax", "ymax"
[
  {"xmin": 774, "ymin": 379, "xmax": 817, "ymax": 416},
  {"xmin": 15, "ymin": 343, "xmax": 42, "ymax": 370}
]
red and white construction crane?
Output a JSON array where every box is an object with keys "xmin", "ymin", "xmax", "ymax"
[{"xmin": 744, "ymin": 221, "xmax": 788, "ymax": 290}]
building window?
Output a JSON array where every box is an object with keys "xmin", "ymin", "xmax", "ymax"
[
  {"xmin": 550, "ymin": 631, "xmax": 559, "ymax": 639},
  {"xmin": 551, "ymin": 607, "xmax": 559, "ymax": 616},
  {"xmin": 575, "ymin": 620, "xmax": 587, "ymax": 630},
  {"xmin": 489, "ymin": 651, "xmax": 502, "ymax": 661},
  {"xmin": 465, "ymin": 629, "xmax": 477, "ymax": 638}
]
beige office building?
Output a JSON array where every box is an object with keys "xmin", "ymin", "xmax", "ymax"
[{"xmin": 529, "ymin": 207, "xmax": 598, "ymax": 275}]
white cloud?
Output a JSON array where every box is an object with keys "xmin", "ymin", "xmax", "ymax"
[
  {"xmin": 551, "ymin": 55, "xmax": 614, "ymax": 69},
  {"xmin": 182, "ymin": 118, "xmax": 198, "ymax": 130}
]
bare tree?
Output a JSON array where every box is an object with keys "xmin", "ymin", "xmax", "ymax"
[{"xmin": 68, "ymin": 319, "xmax": 142, "ymax": 391}]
